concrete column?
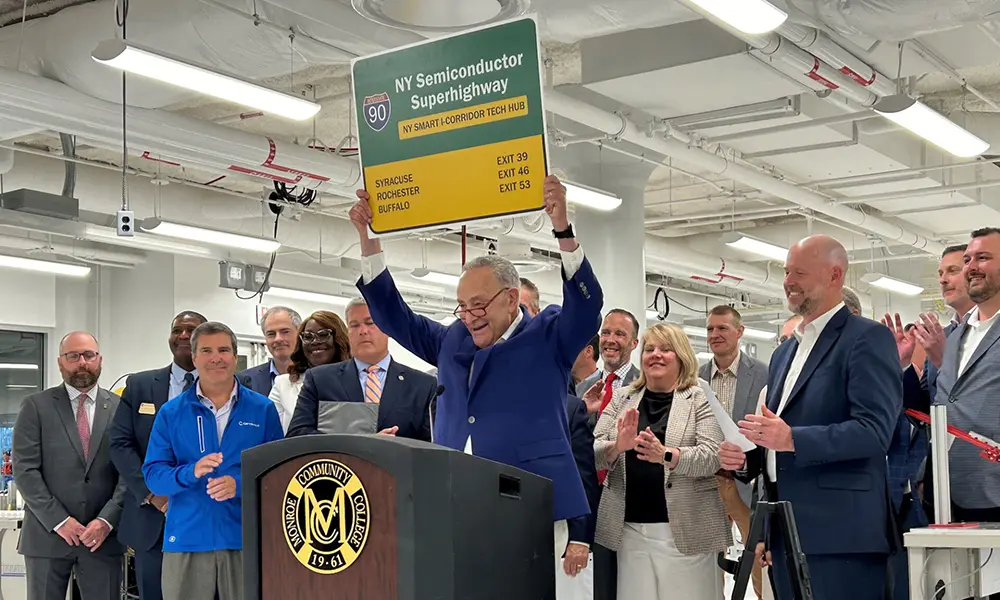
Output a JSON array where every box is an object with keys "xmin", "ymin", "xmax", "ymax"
[{"xmin": 553, "ymin": 141, "xmax": 655, "ymax": 365}]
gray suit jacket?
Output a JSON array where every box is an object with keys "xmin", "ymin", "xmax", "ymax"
[
  {"xmin": 698, "ymin": 352, "xmax": 768, "ymax": 504},
  {"xmin": 576, "ymin": 364, "xmax": 640, "ymax": 429},
  {"xmin": 12, "ymin": 385, "xmax": 126, "ymax": 558},
  {"xmin": 935, "ymin": 312, "xmax": 1000, "ymax": 509}
]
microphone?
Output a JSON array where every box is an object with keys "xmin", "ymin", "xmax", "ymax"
[{"xmin": 429, "ymin": 385, "xmax": 445, "ymax": 444}]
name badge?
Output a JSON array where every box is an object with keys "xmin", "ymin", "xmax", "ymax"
[{"xmin": 138, "ymin": 403, "xmax": 156, "ymax": 415}]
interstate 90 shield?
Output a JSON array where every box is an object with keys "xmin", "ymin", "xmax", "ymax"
[{"xmin": 363, "ymin": 94, "xmax": 391, "ymax": 132}]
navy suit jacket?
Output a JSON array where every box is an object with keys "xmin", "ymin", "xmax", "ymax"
[
  {"xmin": 286, "ymin": 358, "xmax": 435, "ymax": 442},
  {"xmin": 239, "ymin": 362, "xmax": 274, "ymax": 397},
  {"xmin": 741, "ymin": 306, "xmax": 901, "ymax": 556},
  {"xmin": 566, "ymin": 395, "xmax": 598, "ymax": 546},
  {"xmin": 108, "ymin": 365, "xmax": 172, "ymax": 552},
  {"xmin": 356, "ymin": 258, "xmax": 602, "ymax": 522}
]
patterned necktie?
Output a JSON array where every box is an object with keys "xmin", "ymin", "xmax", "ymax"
[
  {"xmin": 183, "ymin": 372, "xmax": 194, "ymax": 391},
  {"xmin": 76, "ymin": 394, "xmax": 91, "ymax": 460},
  {"xmin": 596, "ymin": 373, "xmax": 618, "ymax": 485},
  {"xmin": 364, "ymin": 366, "xmax": 383, "ymax": 404}
]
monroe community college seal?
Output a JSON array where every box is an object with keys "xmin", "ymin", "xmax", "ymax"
[{"xmin": 283, "ymin": 459, "xmax": 370, "ymax": 574}]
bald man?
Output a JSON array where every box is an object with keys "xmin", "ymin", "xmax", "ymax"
[
  {"xmin": 720, "ymin": 236, "xmax": 902, "ymax": 600},
  {"xmin": 13, "ymin": 332, "xmax": 126, "ymax": 600}
]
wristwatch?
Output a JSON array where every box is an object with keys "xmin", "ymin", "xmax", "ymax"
[
  {"xmin": 662, "ymin": 450, "xmax": 673, "ymax": 465},
  {"xmin": 552, "ymin": 224, "xmax": 575, "ymax": 239}
]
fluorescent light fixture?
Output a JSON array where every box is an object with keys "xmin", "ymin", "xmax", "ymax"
[
  {"xmin": 874, "ymin": 95, "xmax": 990, "ymax": 158},
  {"xmin": 265, "ymin": 287, "xmax": 352, "ymax": 305},
  {"xmin": 565, "ymin": 182, "xmax": 622, "ymax": 212},
  {"xmin": 437, "ymin": 315, "xmax": 457, "ymax": 325},
  {"xmin": 684, "ymin": 324, "xmax": 774, "ymax": 341},
  {"xmin": 722, "ymin": 233, "xmax": 788, "ymax": 262},
  {"xmin": 0, "ymin": 254, "xmax": 91, "ymax": 277},
  {"xmin": 696, "ymin": 352, "xmax": 714, "ymax": 361},
  {"xmin": 6, "ymin": 384, "xmax": 38, "ymax": 389},
  {"xmin": 84, "ymin": 225, "xmax": 214, "ymax": 257},
  {"xmin": 141, "ymin": 218, "xmax": 280, "ymax": 253},
  {"xmin": 861, "ymin": 272, "xmax": 924, "ymax": 297},
  {"xmin": 92, "ymin": 40, "xmax": 320, "ymax": 121},
  {"xmin": 0, "ymin": 363, "xmax": 39, "ymax": 370},
  {"xmin": 741, "ymin": 327, "xmax": 777, "ymax": 341},
  {"xmin": 411, "ymin": 268, "xmax": 461, "ymax": 287},
  {"xmin": 683, "ymin": 0, "xmax": 787, "ymax": 34},
  {"xmin": 646, "ymin": 309, "xmax": 660, "ymax": 321}
]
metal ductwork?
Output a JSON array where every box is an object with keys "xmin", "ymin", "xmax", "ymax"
[{"xmin": 0, "ymin": 68, "xmax": 361, "ymax": 194}]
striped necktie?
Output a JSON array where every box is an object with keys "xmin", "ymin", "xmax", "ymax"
[{"xmin": 364, "ymin": 366, "xmax": 383, "ymax": 404}]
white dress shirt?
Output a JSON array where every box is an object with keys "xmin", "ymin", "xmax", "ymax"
[
  {"xmin": 767, "ymin": 302, "xmax": 844, "ymax": 482},
  {"xmin": 196, "ymin": 381, "xmax": 237, "ymax": 442},
  {"xmin": 958, "ymin": 306, "xmax": 1000, "ymax": 376},
  {"xmin": 54, "ymin": 385, "xmax": 110, "ymax": 532},
  {"xmin": 65, "ymin": 384, "xmax": 96, "ymax": 434}
]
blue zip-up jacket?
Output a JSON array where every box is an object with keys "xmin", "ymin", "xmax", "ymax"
[{"xmin": 142, "ymin": 379, "xmax": 283, "ymax": 553}]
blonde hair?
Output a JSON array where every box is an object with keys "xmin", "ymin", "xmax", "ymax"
[{"xmin": 631, "ymin": 323, "xmax": 699, "ymax": 391}]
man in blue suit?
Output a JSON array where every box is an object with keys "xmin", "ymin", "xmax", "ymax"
[
  {"xmin": 109, "ymin": 310, "xmax": 206, "ymax": 600},
  {"xmin": 720, "ymin": 234, "xmax": 901, "ymax": 600},
  {"xmin": 287, "ymin": 298, "xmax": 436, "ymax": 440},
  {"xmin": 348, "ymin": 175, "xmax": 603, "ymax": 590}
]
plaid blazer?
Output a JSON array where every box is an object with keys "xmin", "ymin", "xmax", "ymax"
[{"xmin": 593, "ymin": 383, "xmax": 732, "ymax": 555}]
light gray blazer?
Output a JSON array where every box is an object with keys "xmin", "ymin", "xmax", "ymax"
[
  {"xmin": 13, "ymin": 385, "xmax": 126, "ymax": 558},
  {"xmin": 698, "ymin": 351, "xmax": 768, "ymax": 504},
  {"xmin": 593, "ymin": 383, "xmax": 731, "ymax": 555},
  {"xmin": 935, "ymin": 313, "xmax": 1000, "ymax": 508}
]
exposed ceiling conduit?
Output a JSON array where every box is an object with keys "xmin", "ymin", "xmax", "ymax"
[
  {"xmin": 59, "ymin": 133, "xmax": 76, "ymax": 198},
  {"xmin": 0, "ymin": 68, "xmax": 361, "ymax": 193},
  {"xmin": 478, "ymin": 218, "xmax": 787, "ymax": 300},
  {"xmin": 545, "ymin": 89, "xmax": 946, "ymax": 257},
  {"xmin": 0, "ymin": 232, "xmax": 145, "ymax": 265}
]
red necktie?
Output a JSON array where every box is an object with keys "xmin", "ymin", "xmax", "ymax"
[
  {"xmin": 76, "ymin": 394, "xmax": 91, "ymax": 460},
  {"xmin": 596, "ymin": 373, "xmax": 618, "ymax": 485}
]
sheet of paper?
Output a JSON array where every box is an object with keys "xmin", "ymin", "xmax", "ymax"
[{"xmin": 700, "ymin": 380, "xmax": 757, "ymax": 452}]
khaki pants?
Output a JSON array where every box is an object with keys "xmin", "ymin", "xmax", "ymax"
[
  {"xmin": 162, "ymin": 550, "xmax": 242, "ymax": 600},
  {"xmin": 718, "ymin": 476, "xmax": 764, "ymax": 599}
]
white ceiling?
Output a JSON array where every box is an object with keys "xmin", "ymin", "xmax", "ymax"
[{"xmin": 0, "ymin": 0, "xmax": 997, "ymax": 322}]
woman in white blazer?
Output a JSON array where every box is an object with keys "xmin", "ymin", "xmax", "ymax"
[
  {"xmin": 269, "ymin": 310, "xmax": 351, "ymax": 432},
  {"xmin": 590, "ymin": 322, "xmax": 730, "ymax": 600}
]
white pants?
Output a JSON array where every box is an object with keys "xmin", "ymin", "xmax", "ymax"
[
  {"xmin": 554, "ymin": 519, "xmax": 593, "ymax": 600},
  {"xmin": 618, "ymin": 522, "xmax": 722, "ymax": 600}
]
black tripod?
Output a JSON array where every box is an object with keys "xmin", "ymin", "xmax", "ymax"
[{"xmin": 723, "ymin": 500, "xmax": 815, "ymax": 600}]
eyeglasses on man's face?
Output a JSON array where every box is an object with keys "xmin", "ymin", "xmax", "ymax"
[
  {"xmin": 300, "ymin": 329, "xmax": 334, "ymax": 344},
  {"xmin": 61, "ymin": 351, "xmax": 100, "ymax": 363},
  {"xmin": 453, "ymin": 288, "xmax": 509, "ymax": 319}
]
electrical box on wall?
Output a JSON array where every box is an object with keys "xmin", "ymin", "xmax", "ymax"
[
  {"xmin": 219, "ymin": 261, "xmax": 246, "ymax": 289},
  {"xmin": 245, "ymin": 265, "xmax": 270, "ymax": 292},
  {"xmin": 115, "ymin": 210, "xmax": 134, "ymax": 237}
]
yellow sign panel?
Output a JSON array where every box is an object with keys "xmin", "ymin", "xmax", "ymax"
[
  {"xmin": 365, "ymin": 134, "xmax": 546, "ymax": 234},
  {"xmin": 282, "ymin": 459, "xmax": 370, "ymax": 575},
  {"xmin": 397, "ymin": 96, "xmax": 529, "ymax": 140}
]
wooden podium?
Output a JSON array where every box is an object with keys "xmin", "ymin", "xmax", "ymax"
[{"xmin": 242, "ymin": 435, "xmax": 554, "ymax": 600}]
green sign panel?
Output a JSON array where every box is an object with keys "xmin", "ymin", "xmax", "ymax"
[{"xmin": 351, "ymin": 17, "xmax": 548, "ymax": 234}]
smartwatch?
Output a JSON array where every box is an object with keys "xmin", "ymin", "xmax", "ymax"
[
  {"xmin": 662, "ymin": 450, "xmax": 673, "ymax": 465},
  {"xmin": 552, "ymin": 224, "xmax": 575, "ymax": 239}
]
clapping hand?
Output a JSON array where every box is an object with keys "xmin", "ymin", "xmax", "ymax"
[{"xmin": 615, "ymin": 408, "xmax": 639, "ymax": 454}]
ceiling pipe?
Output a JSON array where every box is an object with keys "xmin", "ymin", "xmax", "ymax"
[
  {"xmin": 476, "ymin": 218, "xmax": 786, "ymax": 299},
  {"xmin": 59, "ymin": 133, "xmax": 76, "ymax": 198},
  {"xmin": 670, "ymin": 1, "xmax": 880, "ymax": 107},
  {"xmin": 776, "ymin": 22, "xmax": 897, "ymax": 98},
  {"xmin": 0, "ymin": 68, "xmax": 361, "ymax": 194},
  {"xmin": 0, "ymin": 233, "xmax": 145, "ymax": 265},
  {"xmin": 544, "ymin": 89, "xmax": 945, "ymax": 257}
]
